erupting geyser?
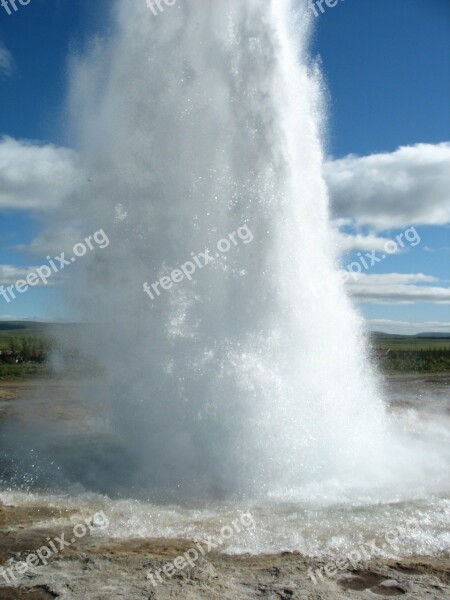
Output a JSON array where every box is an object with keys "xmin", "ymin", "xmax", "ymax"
[{"xmin": 57, "ymin": 0, "xmax": 390, "ymax": 498}]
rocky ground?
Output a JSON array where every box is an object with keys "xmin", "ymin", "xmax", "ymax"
[
  {"xmin": 0, "ymin": 379, "xmax": 449, "ymax": 599},
  {"xmin": 0, "ymin": 499, "xmax": 449, "ymax": 600}
]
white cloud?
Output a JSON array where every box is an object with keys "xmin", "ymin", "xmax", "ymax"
[
  {"xmin": 346, "ymin": 273, "xmax": 450, "ymax": 304},
  {"xmin": 347, "ymin": 273, "xmax": 438, "ymax": 286},
  {"xmin": 423, "ymin": 245, "xmax": 450, "ymax": 253},
  {"xmin": 337, "ymin": 231, "xmax": 395, "ymax": 253},
  {"xmin": 0, "ymin": 137, "xmax": 448, "ymax": 236},
  {"xmin": 0, "ymin": 137, "xmax": 81, "ymax": 212},
  {"xmin": 0, "ymin": 264, "xmax": 61, "ymax": 287},
  {"xmin": 352, "ymin": 285, "xmax": 450, "ymax": 304},
  {"xmin": 14, "ymin": 225, "xmax": 86, "ymax": 258},
  {"xmin": 0, "ymin": 265, "xmax": 32, "ymax": 285},
  {"xmin": 0, "ymin": 41, "xmax": 15, "ymax": 79},
  {"xmin": 326, "ymin": 142, "xmax": 450, "ymax": 231}
]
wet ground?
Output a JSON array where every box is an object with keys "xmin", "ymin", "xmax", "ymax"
[
  {"xmin": 0, "ymin": 496, "xmax": 449, "ymax": 599},
  {"xmin": 0, "ymin": 377, "xmax": 449, "ymax": 599}
]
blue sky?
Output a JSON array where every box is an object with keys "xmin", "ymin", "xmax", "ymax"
[
  {"xmin": 314, "ymin": 0, "xmax": 450, "ymax": 157},
  {"xmin": 0, "ymin": 0, "xmax": 449, "ymax": 332},
  {"xmin": 311, "ymin": 0, "xmax": 450, "ymax": 332}
]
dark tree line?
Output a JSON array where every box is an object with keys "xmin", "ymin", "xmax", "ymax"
[
  {"xmin": 0, "ymin": 337, "xmax": 50, "ymax": 364},
  {"xmin": 386, "ymin": 347, "xmax": 450, "ymax": 372}
]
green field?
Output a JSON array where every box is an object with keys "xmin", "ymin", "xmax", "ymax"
[
  {"xmin": 371, "ymin": 335, "xmax": 450, "ymax": 351},
  {"xmin": 370, "ymin": 333, "xmax": 450, "ymax": 373},
  {"xmin": 0, "ymin": 322, "xmax": 98, "ymax": 379},
  {"xmin": 0, "ymin": 321, "xmax": 51, "ymax": 350},
  {"xmin": 0, "ymin": 322, "xmax": 449, "ymax": 377}
]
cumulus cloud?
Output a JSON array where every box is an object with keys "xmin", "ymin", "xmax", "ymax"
[
  {"xmin": 337, "ymin": 231, "xmax": 396, "ymax": 253},
  {"xmin": 0, "ymin": 41, "xmax": 15, "ymax": 79},
  {"xmin": 0, "ymin": 264, "xmax": 61, "ymax": 287},
  {"xmin": 0, "ymin": 136, "xmax": 447, "ymax": 313},
  {"xmin": 346, "ymin": 273, "xmax": 450, "ymax": 304},
  {"xmin": 347, "ymin": 273, "xmax": 438, "ymax": 286},
  {"xmin": 15, "ymin": 225, "xmax": 85, "ymax": 258},
  {"xmin": 0, "ymin": 265, "xmax": 31, "ymax": 285},
  {"xmin": 326, "ymin": 142, "xmax": 450, "ymax": 231},
  {"xmin": 1, "ymin": 136, "xmax": 448, "ymax": 237},
  {"xmin": 0, "ymin": 137, "xmax": 81, "ymax": 212}
]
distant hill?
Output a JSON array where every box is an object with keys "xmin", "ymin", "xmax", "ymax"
[
  {"xmin": 370, "ymin": 331, "xmax": 450, "ymax": 353},
  {"xmin": 0, "ymin": 321, "xmax": 81, "ymax": 329},
  {"xmin": 0, "ymin": 321, "xmax": 52, "ymax": 333},
  {"xmin": 416, "ymin": 332, "xmax": 450, "ymax": 339},
  {"xmin": 0, "ymin": 321, "xmax": 84, "ymax": 351},
  {"xmin": 371, "ymin": 331, "xmax": 450, "ymax": 339},
  {"xmin": 0, "ymin": 322, "xmax": 30, "ymax": 332},
  {"xmin": 371, "ymin": 332, "xmax": 402, "ymax": 338},
  {"xmin": 0, "ymin": 321, "xmax": 80, "ymax": 335},
  {"xmin": 1, "ymin": 322, "xmax": 449, "ymax": 339}
]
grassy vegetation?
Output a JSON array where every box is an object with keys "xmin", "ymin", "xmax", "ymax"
[
  {"xmin": 0, "ymin": 364, "xmax": 51, "ymax": 380},
  {"xmin": 382, "ymin": 348, "xmax": 450, "ymax": 373},
  {"xmin": 0, "ymin": 322, "xmax": 449, "ymax": 378},
  {"xmin": 0, "ymin": 321, "xmax": 51, "ymax": 351},
  {"xmin": 372, "ymin": 333, "xmax": 450, "ymax": 373},
  {"xmin": 0, "ymin": 322, "xmax": 100, "ymax": 380},
  {"xmin": 372, "ymin": 336, "xmax": 450, "ymax": 351}
]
